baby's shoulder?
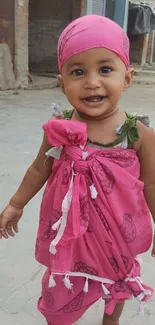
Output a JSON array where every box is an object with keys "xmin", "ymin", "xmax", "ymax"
[
  {"xmin": 133, "ymin": 113, "xmax": 150, "ymax": 127},
  {"xmin": 133, "ymin": 115, "xmax": 154, "ymax": 151}
]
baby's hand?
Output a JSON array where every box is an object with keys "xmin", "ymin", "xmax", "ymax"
[
  {"xmin": 0, "ymin": 204, "xmax": 23, "ymax": 239},
  {"xmin": 151, "ymin": 230, "xmax": 155, "ymax": 258}
]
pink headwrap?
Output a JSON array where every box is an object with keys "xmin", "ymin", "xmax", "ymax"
[{"xmin": 58, "ymin": 15, "xmax": 130, "ymax": 72}]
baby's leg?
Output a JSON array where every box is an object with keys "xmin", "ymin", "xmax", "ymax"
[{"xmin": 103, "ymin": 302, "xmax": 124, "ymax": 325}]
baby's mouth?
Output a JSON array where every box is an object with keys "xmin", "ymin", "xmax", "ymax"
[{"xmin": 84, "ymin": 96, "xmax": 105, "ymax": 103}]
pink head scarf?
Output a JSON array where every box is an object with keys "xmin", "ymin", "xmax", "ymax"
[{"xmin": 58, "ymin": 15, "xmax": 130, "ymax": 72}]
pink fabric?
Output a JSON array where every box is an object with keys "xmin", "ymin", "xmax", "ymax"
[
  {"xmin": 58, "ymin": 15, "xmax": 130, "ymax": 72},
  {"xmin": 36, "ymin": 119, "xmax": 153, "ymax": 324},
  {"xmin": 38, "ymin": 269, "xmax": 104, "ymax": 325}
]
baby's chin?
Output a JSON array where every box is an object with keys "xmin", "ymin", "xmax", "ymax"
[{"xmin": 75, "ymin": 109, "xmax": 109, "ymax": 121}]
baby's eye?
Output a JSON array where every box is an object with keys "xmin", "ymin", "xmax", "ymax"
[
  {"xmin": 72, "ymin": 69, "xmax": 84, "ymax": 76},
  {"xmin": 100, "ymin": 67, "xmax": 112, "ymax": 74}
]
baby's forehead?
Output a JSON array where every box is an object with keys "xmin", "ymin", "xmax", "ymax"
[{"xmin": 63, "ymin": 48, "xmax": 124, "ymax": 70}]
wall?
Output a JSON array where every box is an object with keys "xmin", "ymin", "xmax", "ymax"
[
  {"xmin": 14, "ymin": 0, "xmax": 29, "ymax": 87},
  {"xmin": 0, "ymin": 0, "xmax": 14, "ymax": 60},
  {"xmin": 130, "ymin": 35, "xmax": 144, "ymax": 64},
  {"xmin": 106, "ymin": 0, "xmax": 115, "ymax": 20},
  {"xmin": 130, "ymin": 0, "xmax": 155, "ymax": 3},
  {"xmin": 72, "ymin": 0, "xmax": 82, "ymax": 19},
  {"xmin": 29, "ymin": 0, "xmax": 81, "ymax": 73},
  {"xmin": 130, "ymin": 32, "xmax": 155, "ymax": 64},
  {"xmin": 92, "ymin": 0, "xmax": 105, "ymax": 15}
]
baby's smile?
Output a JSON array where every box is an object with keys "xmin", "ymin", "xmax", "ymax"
[{"xmin": 82, "ymin": 95, "xmax": 107, "ymax": 107}]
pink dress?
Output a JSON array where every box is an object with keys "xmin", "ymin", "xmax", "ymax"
[{"xmin": 36, "ymin": 118, "xmax": 153, "ymax": 325}]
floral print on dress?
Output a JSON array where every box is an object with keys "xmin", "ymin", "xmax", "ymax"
[
  {"xmin": 41, "ymin": 220, "xmax": 52, "ymax": 241},
  {"xmin": 108, "ymin": 257, "xmax": 119, "ymax": 273},
  {"xmin": 80, "ymin": 196, "xmax": 89, "ymax": 228},
  {"xmin": 114, "ymin": 281, "xmax": 132, "ymax": 294},
  {"xmin": 63, "ymin": 291, "xmax": 84, "ymax": 313},
  {"xmin": 41, "ymin": 210, "xmax": 62, "ymax": 241},
  {"xmin": 120, "ymin": 213, "xmax": 137, "ymax": 243},
  {"xmin": 42, "ymin": 285, "xmax": 54, "ymax": 305},
  {"xmin": 91, "ymin": 160, "xmax": 115, "ymax": 194},
  {"xmin": 62, "ymin": 168, "xmax": 70, "ymax": 185},
  {"xmin": 93, "ymin": 201, "xmax": 110, "ymax": 231},
  {"xmin": 121, "ymin": 255, "xmax": 129, "ymax": 270},
  {"xmin": 88, "ymin": 150, "xmax": 135, "ymax": 168},
  {"xmin": 109, "ymin": 150, "xmax": 135, "ymax": 168},
  {"xmin": 137, "ymin": 195, "xmax": 150, "ymax": 218},
  {"xmin": 73, "ymin": 262, "xmax": 98, "ymax": 276}
]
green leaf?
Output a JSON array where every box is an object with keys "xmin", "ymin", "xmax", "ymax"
[
  {"xmin": 126, "ymin": 117, "xmax": 136, "ymax": 128},
  {"xmin": 128, "ymin": 126, "xmax": 139, "ymax": 143},
  {"xmin": 62, "ymin": 109, "xmax": 74, "ymax": 119}
]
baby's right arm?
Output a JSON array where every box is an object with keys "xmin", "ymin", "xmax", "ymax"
[{"xmin": 0, "ymin": 132, "xmax": 53, "ymax": 239}]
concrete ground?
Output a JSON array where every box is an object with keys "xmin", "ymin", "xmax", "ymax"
[{"xmin": 0, "ymin": 84, "xmax": 155, "ymax": 325}]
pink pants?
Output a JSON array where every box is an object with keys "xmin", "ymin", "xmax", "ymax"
[{"xmin": 38, "ymin": 269, "xmax": 104, "ymax": 325}]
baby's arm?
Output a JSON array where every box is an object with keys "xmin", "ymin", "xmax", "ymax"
[
  {"xmin": 137, "ymin": 122, "xmax": 155, "ymax": 256},
  {"xmin": 0, "ymin": 133, "xmax": 53, "ymax": 238},
  {"xmin": 137, "ymin": 122, "xmax": 155, "ymax": 222},
  {"xmin": 10, "ymin": 133, "xmax": 53, "ymax": 209}
]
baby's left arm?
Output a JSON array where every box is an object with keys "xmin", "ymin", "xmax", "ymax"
[
  {"xmin": 137, "ymin": 122, "xmax": 155, "ymax": 222},
  {"xmin": 137, "ymin": 122, "xmax": 155, "ymax": 256}
]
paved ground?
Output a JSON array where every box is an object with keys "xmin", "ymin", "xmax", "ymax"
[{"xmin": 0, "ymin": 84, "xmax": 155, "ymax": 325}]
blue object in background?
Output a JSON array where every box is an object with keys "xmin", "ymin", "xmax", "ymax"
[{"xmin": 85, "ymin": 0, "xmax": 129, "ymax": 31}]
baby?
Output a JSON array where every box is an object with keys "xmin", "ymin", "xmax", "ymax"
[{"xmin": 1, "ymin": 15, "xmax": 155, "ymax": 325}]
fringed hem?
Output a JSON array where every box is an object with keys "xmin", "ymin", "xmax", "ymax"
[{"xmin": 48, "ymin": 271, "xmax": 152, "ymax": 302}]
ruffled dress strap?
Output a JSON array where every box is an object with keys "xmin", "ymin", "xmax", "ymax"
[
  {"xmin": 50, "ymin": 103, "xmax": 151, "ymax": 149},
  {"xmin": 115, "ymin": 113, "xmax": 150, "ymax": 149}
]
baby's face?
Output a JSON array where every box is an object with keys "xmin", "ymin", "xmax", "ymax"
[{"xmin": 58, "ymin": 48, "xmax": 133, "ymax": 119}]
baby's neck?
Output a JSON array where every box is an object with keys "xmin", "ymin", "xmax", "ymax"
[{"xmin": 73, "ymin": 106, "xmax": 122, "ymax": 125}]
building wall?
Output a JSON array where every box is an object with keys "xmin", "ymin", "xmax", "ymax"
[
  {"xmin": 29, "ymin": 0, "xmax": 81, "ymax": 73},
  {"xmin": 130, "ymin": 32, "xmax": 155, "ymax": 64},
  {"xmin": 0, "ymin": 0, "xmax": 14, "ymax": 60},
  {"xmin": 106, "ymin": 0, "xmax": 115, "ymax": 20},
  {"xmin": 147, "ymin": 31, "xmax": 155, "ymax": 63},
  {"xmin": 72, "ymin": 0, "xmax": 82, "ymax": 19},
  {"xmin": 14, "ymin": 0, "xmax": 29, "ymax": 87},
  {"xmin": 92, "ymin": 0, "xmax": 105, "ymax": 15},
  {"xmin": 130, "ymin": 0, "xmax": 155, "ymax": 3},
  {"xmin": 130, "ymin": 35, "xmax": 144, "ymax": 64}
]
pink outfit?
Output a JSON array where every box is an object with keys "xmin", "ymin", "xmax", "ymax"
[
  {"xmin": 36, "ymin": 15, "xmax": 152, "ymax": 325},
  {"xmin": 36, "ymin": 119, "xmax": 153, "ymax": 325},
  {"xmin": 58, "ymin": 15, "xmax": 130, "ymax": 71}
]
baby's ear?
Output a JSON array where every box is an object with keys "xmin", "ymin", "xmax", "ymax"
[
  {"xmin": 58, "ymin": 75, "xmax": 66, "ymax": 94},
  {"xmin": 123, "ymin": 68, "xmax": 134, "ymax": 91}
]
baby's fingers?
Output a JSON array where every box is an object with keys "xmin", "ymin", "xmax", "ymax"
[
  {"xmin": 13, "ymin": 223, "xmax": 18, "ymax": 234},
  {"xmin": 6, "ymin": 224, "xmax": 15, "ymax": 237},
  {"xmin": 0, "ymin": 228, "xmax": 9, "ymax": 239},
  {"xmin": 0, "ymin": 217, "xmax": 9, "ymax": 238}
]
